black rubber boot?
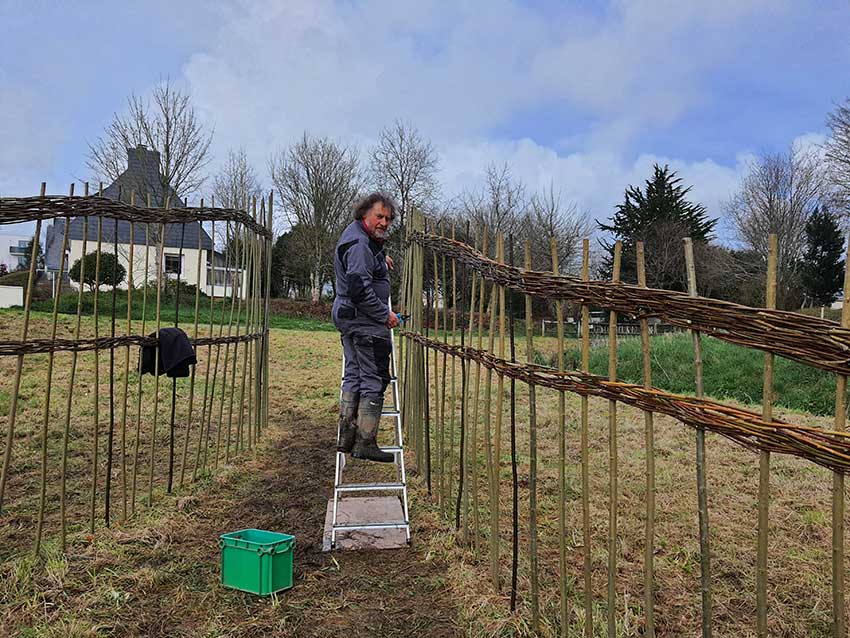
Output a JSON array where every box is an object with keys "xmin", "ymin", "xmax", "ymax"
[
  {"xmin": 352, "ymin": 397, "xmax": 394, "ymax": 463},
  {"xmin": 337, "ymin": 391, "xmax": 359, "ymax": 453}
]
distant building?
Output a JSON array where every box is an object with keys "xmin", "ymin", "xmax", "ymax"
[
  {"xmin": 45, "ymin": 146, "xmax": 243, "ymax": 297},
  {"xmin": 0, "ymin": 234, "xmax": 33, "ymax": 272}
]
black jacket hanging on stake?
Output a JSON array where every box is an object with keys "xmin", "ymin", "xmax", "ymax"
[{"xmin": 141, "ymin": 327, "xmax": 197, "ymax": 378}]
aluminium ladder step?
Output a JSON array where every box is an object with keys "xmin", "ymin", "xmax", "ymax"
[
  {"xmin": 332, "ymin": 521, "xmax": 408, "ymax": 532},
  {"xmin": 335, "ymin": 481, "xmax": 406, "ymax": 492}
]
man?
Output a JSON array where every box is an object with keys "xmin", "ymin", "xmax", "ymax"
[{"xmin": 332, "ymin": 193, "xmax": 400, "ymax": 463}]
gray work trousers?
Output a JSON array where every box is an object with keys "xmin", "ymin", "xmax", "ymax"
[{"xmin": 340, "ymin": 329, "xmax": 392, "ymax": 400}]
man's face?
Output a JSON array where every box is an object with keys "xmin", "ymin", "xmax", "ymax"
[{"xmin": 362, "ymin": 202, "xmax": 393, "ymax": 240}]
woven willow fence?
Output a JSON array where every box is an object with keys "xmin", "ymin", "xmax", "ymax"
[
  {"xmin": 398, "ymin": 214, "xmax": 850, "ymax": 637},
  {"xmin": 0, "ymin": 185, "xmax": 272, "ymax": 554}
]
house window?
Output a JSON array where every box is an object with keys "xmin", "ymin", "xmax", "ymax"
[{"xmin": 165, "ymin": 254, "xmax": 182, "ymax": 275}]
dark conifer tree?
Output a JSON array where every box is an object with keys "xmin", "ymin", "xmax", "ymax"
[
  {"xmin": 598, "ymin": 164, "xmax": 717, "ymax": 290},
  {"xmin": 800, "ymin": 206, "xmax": 845, "ymax": 306}
]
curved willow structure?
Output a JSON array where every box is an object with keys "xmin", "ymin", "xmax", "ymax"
[{"xmin": 0, "ymin": 187, "xmax": 272, "ymax": 553}]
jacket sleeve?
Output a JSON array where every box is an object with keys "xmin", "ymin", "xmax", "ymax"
[{"xmin": 345, "ymin": 241, "xmax": 390, "ymax": 323}]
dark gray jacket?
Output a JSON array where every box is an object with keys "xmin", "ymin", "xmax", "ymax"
[{"xmin": 332, "ymin": 221, "xmax": 391, "ymax": 336}]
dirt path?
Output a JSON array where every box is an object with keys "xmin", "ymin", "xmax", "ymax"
[{"xmin": 3, "ymin": 403, "xmax": 460, "ymax": 638}]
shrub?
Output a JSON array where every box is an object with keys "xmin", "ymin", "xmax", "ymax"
[{"xmin": 69, "ymin": 252, "xmax": 126, "ymax": 290}]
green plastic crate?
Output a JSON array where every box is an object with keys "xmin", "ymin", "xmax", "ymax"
[{"xmin": 219, "ymin": 529, "xmax": 295, "ymax": 596}]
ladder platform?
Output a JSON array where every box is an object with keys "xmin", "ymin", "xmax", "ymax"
[
  {"xmin": 335, "ymin": 481, "xmax": 405, "ymax": 492},
  {"xmin": 381, "ymin": 409, "xmax": 400, "ymax": 417},
  {"xmin": 323, "ymin": 496, "xmax": 409, "ymax": 551}
]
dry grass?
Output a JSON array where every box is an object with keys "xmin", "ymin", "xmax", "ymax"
[
  {"xmin": 1, "ymin": 319, "xmax": 847, "ymax": 637},
  {"xmin": 415, "ymin": 333, "xmax": 850, "ymax": 637},
  {"xmin": 1, "ymin": 326, "xmax": 460, "ymax": 637}
]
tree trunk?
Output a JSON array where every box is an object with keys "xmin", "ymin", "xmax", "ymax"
[{"xmin": 311, "ymin": 270, "xmax": 320, "ymax": 303}]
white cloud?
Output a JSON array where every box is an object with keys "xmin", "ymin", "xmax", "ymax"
[{"xmin": 438, "ymin": 137, "xmax": 748, "ymax": 228}]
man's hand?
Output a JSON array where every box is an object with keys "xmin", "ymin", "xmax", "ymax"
[
  {"xmin": 386, "ymin": 312, "xmax": 400, "ymax": 329},
  {"xmin": 385, "ymin": 254, "xmax": 395, "ymax": 270}
]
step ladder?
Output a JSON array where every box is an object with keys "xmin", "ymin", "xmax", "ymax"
[{"xmin": 331, "ymin": 319, "xmax": 410, "ymax": 549}]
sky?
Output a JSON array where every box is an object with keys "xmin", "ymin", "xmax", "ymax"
[{"xmin": 2, "ymin": 0, "xmax": 850, "ymax": 242}]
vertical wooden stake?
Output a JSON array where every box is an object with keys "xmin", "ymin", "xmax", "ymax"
[
  {"xmin": 684, "ymin": 236, "xmax": 713, "ymax": 638},
  {"xmin": 460, "ymin": 227, "xmax": 477, "ymax": 542},
  {"xmin": 757, "ymin": 234, "xmax": 777, "ymax": 637},
  {"xmin": 607, "ymin": 241, "xmax": 622, "ymax": 638},
  {"xmin": 120, "ymin": 197, "xmax": 135, "ymax": 521},
  {"xmin": 89, "ymin": 189, "xmax": 104, "ymax": 529},
  {"xmin": 550, "ymin": 236, "xmax": 569, "ymax": 637},
  {"xmin": 483, "ymin": 235, "xmax": 499, "ymax": 591},
  {"xmin": 493, "ymin": 231, "xmax": 506, "ymax": 590},
  {"xmin": 471, "ymin": 229, "xmax": 488, "ymax": 556},
  {"xmin": 180, "ymin": 207, "xmax": 204, "ymax": 486},
  {"xmin": 167, "ymin": 217, "xmax": 187, "ymax": 493},
  {"xmin": 524, "ymin": 240, "xmax": 540, "ymax": 632},
  {"xmin": 832, "ymin": 235, "xmax": 850, "ymax": 638},
  {"xmin": 35, "ymin": 183, "xmax": 72, "ymax": 553},
  {"xmin": 225, "ymin": 220, "xmax": 247, "ymax": 462},
  {"xmin": 105, "ymin": 197, "xmax": 120, "ymax": 522},
  {"xmin": 636, "ymin": 242, "xmax": 656, "ymax": 638},
  {"xmin": 448, "ymin": 224, "xmax": 458, "ymax": 519},
  {"xmin": 455, "ymin": 221, "xmax": 470, "ymax": 531},
  {"xmin": 61, "ymin": 184, "xmax": 90, "ymax": 548},
  {"xmin": 148, "ymin": 211, "xmax": 167, "ymax": 507},
  {"xmin": 439, "ymin": 225, "xmax": 450, "ymax": 510},
  {"xmin": 580, "ymin": 239, "xmax": 593, "ymax": 637},
  {"xmin": 508, "ymin": 236, "xmax": 519, "ymax": 612},
  {"xmin": 433, "ymin": 224, "xmax": 442, "ymax": 501},
  {"xmin": 131, "ymin": 214, "xmax": 151, "ymax": 514}
]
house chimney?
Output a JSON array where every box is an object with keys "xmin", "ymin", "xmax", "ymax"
[{"xmin": 126, "ymin": 145, "xmax": 161, "ymax": 172}]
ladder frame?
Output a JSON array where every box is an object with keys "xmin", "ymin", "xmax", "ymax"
[{"xmin": 331, "ymin": 311, "xmax": 410, "ymax": 549}]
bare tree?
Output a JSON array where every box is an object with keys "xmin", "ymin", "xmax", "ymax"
[
  {"xmin": 212, "ymin": 148, "xmax": 262, "ymax": 210},
  {"xmin": 523, "ymin": 183, "xmax": 592, "ymax": 273},
  {"xmin": 369, "ymin": 120, "xmax": 439, "ymax": 229},
  {"xmin": 269, "ymin": 133, "xmax": 362, "ymax": 301},
  {"xmin": 825, "ymin": 97, "xmax": 850, "ymax": 215},
  {"xmin": 458, "ymin": 163, "xmax": 527, "ymax": 246},
  {"xmin": 724, "ymin": 145, "xmax": 825, "ymax": 308},
  {"xmin": 87, "ymin": 79, "xmax": 213, "ymax": 204}
]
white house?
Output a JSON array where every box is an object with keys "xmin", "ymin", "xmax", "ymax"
[{"xmin": 44, "ymin": 146, "xmax": 245, "ymax": 298}]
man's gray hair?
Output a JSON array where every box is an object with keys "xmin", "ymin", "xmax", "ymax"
[{"xmin": 353, "ymin": 193, "xmax": 397, "ymax": 221}]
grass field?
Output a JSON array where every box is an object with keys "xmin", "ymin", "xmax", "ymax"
[
  {"xmin": 558, "ymin": 331, "xmax": 842, "ymax": 416},
  {"xmin": 0, "ymin": 315, "xmax": 847, "ymax": 636},
  {"xmin": 28, "ymin": 292, "xmax": 337, "ymax": 333}
]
